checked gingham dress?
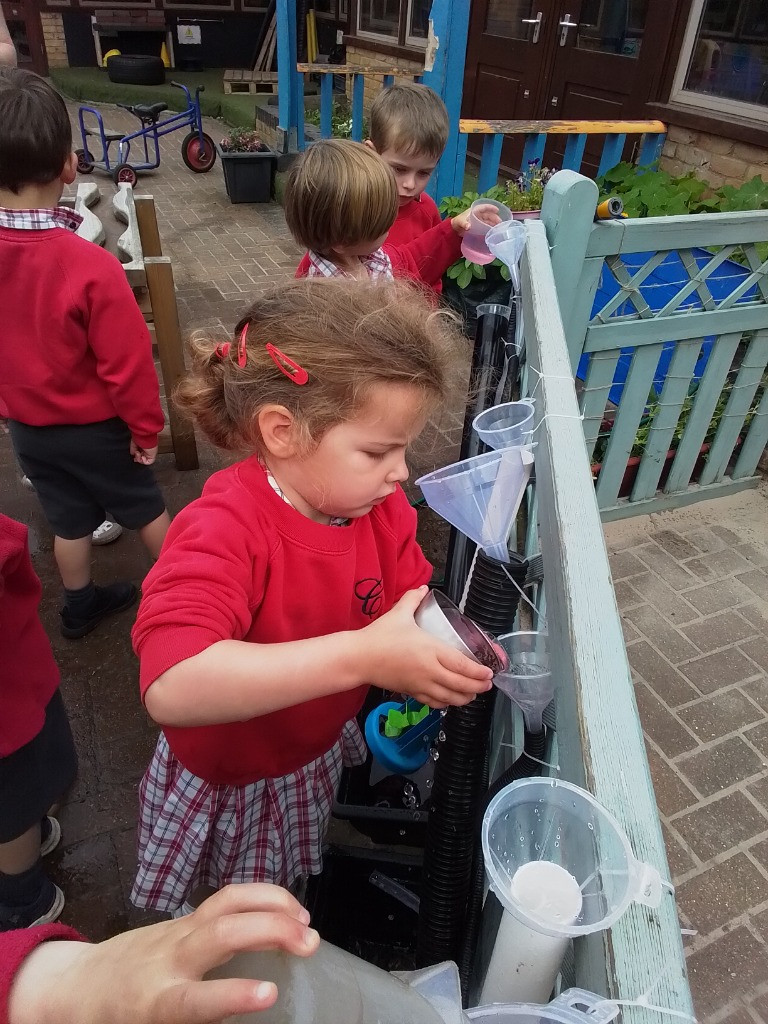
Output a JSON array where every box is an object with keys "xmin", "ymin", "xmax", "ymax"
[{"xmin": 130, "ymin": 468, "xmax": 367, "ymax": 913}]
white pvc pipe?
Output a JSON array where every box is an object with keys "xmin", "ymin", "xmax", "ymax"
[{"xmin": 480, "ymin": 861, "xmax": 583, "ymax": 1005}]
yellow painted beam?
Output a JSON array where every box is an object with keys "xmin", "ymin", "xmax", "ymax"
[
  {"xmin": 459, "ymin": 119, "xmax": 666, "ymax": 135},
  {"xmin": 296, "ymin": 63, "xmax": 406, "ymax": 75}
]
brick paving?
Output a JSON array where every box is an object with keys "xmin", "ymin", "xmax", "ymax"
[
  {"xmin": 2, "ymin": 98, "xmax": 767, "ymax": 1018},
  {"xmin": 605, "ymin": 488, "xmax": 768, "ymax": 1023}
]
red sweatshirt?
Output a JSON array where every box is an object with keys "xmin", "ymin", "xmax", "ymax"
[
  {"xmin": 295, "ymin": 212, "xmax": 460, "ymax": 291},
  {"xmin": 0, "ymin": 228, "xmax": 164, "ymax": 449},
  {"xmin": 0, "ymin": 925, "xmax": 86, "ymax": 1024},
  {"xmin": 0, "ymin": 515, "xmax": 61, "ymax": 757},
  {"xmin": 133, "ymin": 457, "xmax": 431, "ymax": 785}
]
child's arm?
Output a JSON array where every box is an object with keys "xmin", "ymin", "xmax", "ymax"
[
  {"xmin": 7, "ymin": 885, "xmax": 318, "ymax": 1024},
  {"xmin": 80, "ymin": 248, "xmax": 165, "ymax": 451}
]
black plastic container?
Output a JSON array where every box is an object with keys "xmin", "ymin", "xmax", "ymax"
[
  {"xmin": 306, "ymin": 845, "xmax": 422, "ymax": 971},
  {"xmin": 216, "ymin": 145, "xmax": 277, "ymax": 203}
]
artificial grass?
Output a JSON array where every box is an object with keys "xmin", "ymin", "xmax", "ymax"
[{"xmin": 50, "ymin": 67, "xmax": 267, "ymax": 129}]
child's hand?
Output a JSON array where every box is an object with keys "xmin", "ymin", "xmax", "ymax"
[
  {"xmin": 358, "ymin": 586, "xmax": 493, "ymax": 708},
  {"xmin": 130, "ymin": 439, "xmax": 158, "ymax": 465},
  {"xmin": 451, "ymin": 204, "xmax": 503, "ymax": 236},
  {"xmin": 9, "ymin": 884, "xmax": 320, "ymax": 1024}
]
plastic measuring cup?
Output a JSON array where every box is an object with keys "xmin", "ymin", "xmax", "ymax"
[
  {"xmin": 493, "ymin": 631, "xmax": 552, "ymax": 732},
  {"xmin": 416, "ymin": 446, "xmax": 534, "ymax": 563},
  {"xmin": 466, "ymin": 988, "xmax": 620, "ymax": 1024},
  {"xmin": 473, "ymin": 401, "xmax": 536, "ymax": 450},
  {"xmin": 461, "ymin": 198, "xmax": 513, "ymax": 266}
]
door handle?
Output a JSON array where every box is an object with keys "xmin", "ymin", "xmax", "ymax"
[
  {"xmin": 559, "ymin": 13, "xmax": 577, "ymax": 45},
  {"xmin": 521, "ymin": 11, "xmax": 543, "ymax": 44}
]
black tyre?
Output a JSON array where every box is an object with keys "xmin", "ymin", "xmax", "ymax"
[
  {"xmin": 106, "ymin": 54, "xmax": 165, "ymax": 86},
  {"xmin": 113, "ymin": 162, "xmax": 138, "ymax": 187},
  {"xmin": 181, "ymin": 131, "xmax": 217, "ymax": 173},
  {"xmin": 75, "ymin": 148, "xmax": 94, "ymax": 173}
]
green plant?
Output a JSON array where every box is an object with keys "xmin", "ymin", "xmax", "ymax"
[
  {"xmin": 596, "ymin": 162, "xmax": 768, "ymax": 218},
  {"xmin": 304, "ymin": 102, "xmax": 368, "ymax": 139}
]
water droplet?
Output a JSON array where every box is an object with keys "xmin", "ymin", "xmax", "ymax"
[
  {"xmin": 587, "ymin": 822, "xmax": 594, "ymax": 830},
  {"xmin": 399, "ymin": 829, "xmax": 406, "ymax": 836},
  {"xmin": 426, "ymin": 779, "xmax": 432, "ymax": 789},
  {"xmin": 430, "ymin": 749, "xmax": 440, "ymax": 761},
  {"xmin": 438, "ymin": 730, "xmax": 446, "ymax": 743}
]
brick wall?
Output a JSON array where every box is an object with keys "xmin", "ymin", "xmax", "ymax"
[
  {"xmin": 661, "ymin": 124, "xmax": 768, "ymax": 190},
  {"xmin": 41, "ymin": 13, "xmax": 68, "ymax": 68},
  {"xmin": 345, "ymin": 44, "xmax": 423, "ymax": 118}
]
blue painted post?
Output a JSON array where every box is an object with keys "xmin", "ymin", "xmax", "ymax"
[
  {"xmin": 351, "ymin": 73, "xmax": 365, "ymax": 142},
  {"xmin": 562, "ymin": 133, "xmax": 587, "ymax": 172},
  {"xmin": 422, "ymin": 0, "xmax": 472, "ymax": 203},
  {"xmin": 296, "ymin": 71, "xmax": 306, "ymax": 150},
  {"xmin": 521, "ymin": 133, "xmax": 546, "ymax": 170},
  {"xmin": 452, "ymin": 131, "xmax": 469, "ymax": 196},
  {"xmin": 477, "ymin": 134, "xmax": 503, "ymax": 193},
  {"xmin": 320, "ymin": 72, "xmax": 333, "ymax": 139},
  {"xmin": 597, "ymin": 133, "xmax": 627, "ymax": 177},
  {"xmin": 276, "ymin": 0, "xmax": 299, "ymax": 150},
  {"xmin": 637, "ymin": 131, "xmax": 666, "ymax": 169}
]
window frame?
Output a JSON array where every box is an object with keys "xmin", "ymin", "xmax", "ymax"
[
  {"xmin": 670, "ymin": 0, "xmax": 768, "ymax": 124},
  {"xmin": 353, "ymin": 0, "xmax": 427, "ymax": 50}
]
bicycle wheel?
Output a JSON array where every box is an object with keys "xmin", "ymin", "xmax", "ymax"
[
  {"xmin": 113, "ymin": 163, "xmax": 138, "ymax": 187},
  {"xmin": 75, "ymin": 148, "xmax": 94, "ymax": 174},
  {"xmin": 181, "ymin": 132, "xmax": 217, "ymax": 173}
]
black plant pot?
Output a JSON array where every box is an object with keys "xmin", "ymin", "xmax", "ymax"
[
  {"xmin": 441, "ymin": 270, "xmax": 513, "ymax": 338},
  {"xmin": 216, "ymin": 144, "xmax": 277, "ymax": 204}
]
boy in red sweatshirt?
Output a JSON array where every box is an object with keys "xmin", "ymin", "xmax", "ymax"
[
  {"xmin": 286, "ymin": 140, "xmax": 491, "ymax": 288},
  {"xmin": 0, "ymin": 514, "xmax": 77, "ymax": 930},
  {"xmin": 296, "ymin": 82, "xmax": 451, "ymax": 290},
  {"xmin": 0, "ymin": 69, "xmax": 170, "ymax": 638}
]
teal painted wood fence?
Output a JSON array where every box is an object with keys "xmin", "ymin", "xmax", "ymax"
[
  {"xmin": 540, "ymin": 170, "xmax": 768, "ymax": 521},
  {"xmin": 502, "ymin": 219, "xmax": 693, "ymax": 1014}
]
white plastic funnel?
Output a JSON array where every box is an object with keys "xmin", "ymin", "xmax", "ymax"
[
  {"xmin": 416, "ymin": 446, "xmax": 534, "ymax": 563},
  {"xmin": 493, "ymin": 631, "xmax": 552, "ymax": 732},
  {"xmin": 467, "ymin": 987, "xmax": 620, "ymax": 1024},
  {"xmin": 473, "ymin": 401, "xmax": 535, "ymax": 450},
  {"xmin": 485, "ymin": 219, "xmax": 526, "ymax": 290},
  {"xmin": 482, "ymin": 778, "xmax": 663, "ymax": 940}
]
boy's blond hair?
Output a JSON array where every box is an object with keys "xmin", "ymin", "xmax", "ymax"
[
  {"xmin": 284, "ymin": 139, "xmax": 397, "ymax": 256},
  {"xmin": 369, "ymin": 82, "xmax": 449, "ymax": 161}
]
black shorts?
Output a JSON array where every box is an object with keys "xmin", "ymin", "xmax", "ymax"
[
  {"xmin": 9, "ymin": 418, "xmax": 166, "ymax": 539},
  {"xmin": 0, "ymin": 690, "xmax": 78, "ymax": 842}
]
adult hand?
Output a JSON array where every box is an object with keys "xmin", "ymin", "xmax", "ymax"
[
  {"xmin": 357, "ymin": 586, "xmax": 493, "ymax": 708},
  {"xmin": 8, "ymin": 883, "xmax": 319, "ymax": 1024},
  {"xmin": 130, "ymin": 439, "xmax": 158, "ymax": 465}
]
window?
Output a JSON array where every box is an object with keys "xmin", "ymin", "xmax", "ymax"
[
  {"xmin": 671, "ymin": 0, "xmax": 768, "ymax": 120},
  {"xmin": 354, "ymin": 0, "xmax": 428, "ymax": 48}
]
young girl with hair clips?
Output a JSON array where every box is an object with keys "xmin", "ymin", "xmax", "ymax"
[{"xmin": 131, "ymin": 277, "xmax": 493, "ymax": 915}]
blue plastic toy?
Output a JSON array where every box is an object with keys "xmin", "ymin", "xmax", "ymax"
[
  {"xmin": 364, "ymin": 700, "xmax": 442, "ymax": 775},
  {"xmin": 76, "ymin": 81, "xmax": 216, "ymax": 186}
]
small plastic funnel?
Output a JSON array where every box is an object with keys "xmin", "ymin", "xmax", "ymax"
[
  {"xmin": 485, "ymin": 219, "xmax": 527, "ymax": 288},
  {"xmin": 466, "ymin": 987, "xmax": 620, "ymax": 1024},
  {"xmin": 416, "ymin": 447, "xmax": 534, "ymax": 563},
  {"xmin": 473, "ymin": 401, "xmax": 536, "ymax": 450},
  {"xmin": 493, "ymin": 631, "xmax": 552, "ymax": 732},
  {"xmin": 461, "ymin": 199, "xmax": 513, "ymax": 266}
]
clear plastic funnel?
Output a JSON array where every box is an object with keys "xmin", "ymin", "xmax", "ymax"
[
  {"xmin": 467, "ymin": 988, "xmax": 620, "ymax": 1024},
  {"xmin": 482, "ymin": 778, "xmax": 663, "ymax": 940},
  {"xmin": 416, "ymin": 447, "xmax": 534, "ymax": 563},
  {"xmin": 486, "ymin": 219, "xmax": 527, "ymax": 288},
  {"xmin": 493, "ymin": 631, "xmax": 552, "ymax": 732},
  {"xmin": 473, "ymin": 401, "xmax": 536, "ymax": 450}
]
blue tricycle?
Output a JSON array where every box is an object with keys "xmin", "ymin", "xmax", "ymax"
[{"xmin": 76, "ymin": 81, "xmax": 216, "ymax": 186}]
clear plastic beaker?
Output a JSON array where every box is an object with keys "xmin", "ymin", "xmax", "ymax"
[
  {"xmin": 482, "ymin": 778, "xmax": 663, "ymax": 940},
  {"xmin": 473, "ymin": 401, "xmax": 536, "ymax": 450},
  {"xmin": 415, "ymin": 446, "xmax": 534, "ymax": 563},
  {"xmin": 493, "ymin": 631, "xmax": 552, "ymax": 732},
  {"xmin": 461, "ymin": 199, "xmax": 513, "ymax": 265}
]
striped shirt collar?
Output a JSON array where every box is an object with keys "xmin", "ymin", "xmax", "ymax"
[
  {"xmin": 261, "ymin": 459, "xmax": 348, "ymax": 527},
  {"xmin": 306, "ymin": 247, "xmax": 393, "ymax": 280},
  {"xmin": 0, "ymin": 206, "xmax": 84, "ymax": 232}
]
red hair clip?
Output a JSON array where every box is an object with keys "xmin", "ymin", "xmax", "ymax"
[
  {"xmin": 214, "ymin": 342, "xmax": 231, "ymax": 360},
  {"xmin": 237, "ymin": 323, "xmax": 249, "ymax": 368},
  {"xmin": 266, "ymin": 343, "xmax": 309, "ymax": 386}
]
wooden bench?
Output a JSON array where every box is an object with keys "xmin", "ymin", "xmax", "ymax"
[{"xmin": 69, "ymin": 182, "xmax": 198, "ymax": 471}]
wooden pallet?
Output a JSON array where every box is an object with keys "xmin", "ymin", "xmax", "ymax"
[{"xmin": 223, "ymin": 69, "xmax": 278, "ymax": 95}]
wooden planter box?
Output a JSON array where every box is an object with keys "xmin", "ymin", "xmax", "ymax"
[
  {"xmin": 215, "ymin": 144, "xmax": 277, "ymax": 204},
  {"xmin": 591, "ymin": 445, "xmax": 711, "ymax": 498}
]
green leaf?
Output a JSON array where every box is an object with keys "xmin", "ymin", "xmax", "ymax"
[
  {"xmin": 457, "ymin": 267, "xmax": 473, "ymax": 289},
  {"xmin": 500, "ymin": 264, "xmax": 511, "ymax": 281},
  {"xmin": 446, "ymin": 260, "xmax": 463, "ymax": 279},
  {"xmin": 473, "ymin": 264, "xmax": 486, "ymax": 279}
]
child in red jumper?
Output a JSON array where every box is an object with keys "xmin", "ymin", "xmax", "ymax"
[
  {"xmin": 296, "ymin": 83, "xmax": 451, "ymax": 289},
  {"xmin": 286, "ymin": 140, "xmax": 495, "ymax": 289},
  {"xmin": 131, "ymin": 278, "xmax": 493, "ymax": 914},
  {"xmin": 0, "ymin": 514, "xmax": 77, "ymax": 931},
  {"xmin": 0, "ymin": 69, "xmax": 170, "ymax": 639}
]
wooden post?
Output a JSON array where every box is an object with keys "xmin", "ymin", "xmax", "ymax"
[
  {"xmin": 134, "ymin": 195, "xmax": 163, "ymax": 257},
  {"xmin": 422, "ymin": 0, "xmax": 472, "ymax": 203},
  {"xmin": 144, "ymin": 257, "xmax": 199, "ymax": 471},
  {"xmin": 540, "ymin": 170, "xmax": 600, "ymax": 369}
]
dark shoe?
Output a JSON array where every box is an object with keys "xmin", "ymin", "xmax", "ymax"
[
  {"xmin": 0, "ymin": 877, "xmax": 65, "ymax": 931},
  {"xmin": 60, "ymin": 581, "xmax": 138, "ymax": 639}
]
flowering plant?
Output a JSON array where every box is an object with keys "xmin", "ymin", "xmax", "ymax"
[
  {"xmin": 504, "ymin": 159, "xmax": 556, "ymax": 211},
  {"xmin": 219, "ymin": 129, "xmax": 270, "ymax": 154}
]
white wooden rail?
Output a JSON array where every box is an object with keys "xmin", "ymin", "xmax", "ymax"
[{"xmin": 515, "ymin": 219, "xmax": 693, "ymax": 1016}]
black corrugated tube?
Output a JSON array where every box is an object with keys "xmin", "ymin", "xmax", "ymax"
[{"xmin": 416, "ymin": 550, "xmax": 528, "ymax": 968}]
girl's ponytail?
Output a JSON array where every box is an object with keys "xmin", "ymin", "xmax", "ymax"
[{"xmin": 174, "ymin": 331, "xmax": 244, "ymax": 451}]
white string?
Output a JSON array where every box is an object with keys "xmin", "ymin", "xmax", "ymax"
[
  {"xmin": 528, "ymin": 412, "xmax": 585, "ymax": 435},
  {"xmin": 499, "ymin": 561, "xmax": 548, "ymax": 628},
  {"xmin": 498, "ymin": 742, "xmax": 560, "ymax": 775},
  {"xmin": 527, "ymin": 364, "xmax": 576, "ymax": 399},
  {"xmin": 588, "ymin": 961, "xmax": 698, "ymax": 1024}
]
